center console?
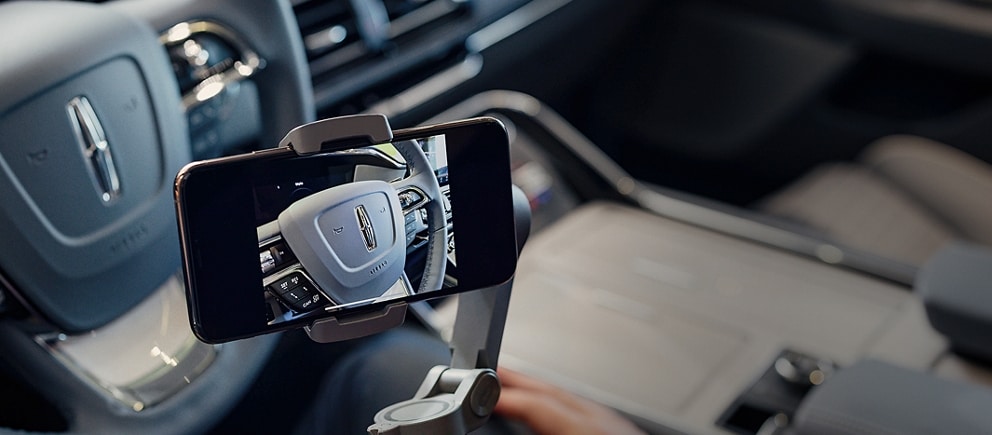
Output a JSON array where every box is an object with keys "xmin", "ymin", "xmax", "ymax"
[{"xmin": 425, "ymin": 91, "xmax": 991, "ymax": 434}]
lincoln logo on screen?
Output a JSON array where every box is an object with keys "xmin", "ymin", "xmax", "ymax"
[{"xmin": 355, "ymin": 204, "xmax": 377, "ymax": 252}]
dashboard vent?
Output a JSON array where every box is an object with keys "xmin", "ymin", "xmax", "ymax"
[
  {"xmin": 292, "ymin": 0, "xmax": 468, "ymax": 110},
  {"xmin": 383, "ymin": 0, "xmax": 463, "ymax": 42},
  {"xmin": 294, "ymin": 0, "xmax": 365, "ymax": 70}
]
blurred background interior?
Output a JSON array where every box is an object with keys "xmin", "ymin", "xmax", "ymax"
[{"xmin": 4, "ymin": 0, "xmax": 992, "ymax": 433}]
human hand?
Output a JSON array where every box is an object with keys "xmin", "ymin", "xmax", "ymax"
[{"xmin": 493, "ymin": 368, "xmax": 646, "ymax": 435}]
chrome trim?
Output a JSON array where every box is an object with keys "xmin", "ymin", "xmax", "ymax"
[
  {"xmin": 262, "ymin": 265, "xmax": 319, "ymax": 295},
  {"xmin": 398, "ymin": 186, "xmax": 429, "ymax": 213},
  {"xmin": 160, "ymin": 21, "xmax": 265, "ymax": 110},
  {"xmin": 356, "ymin": 204, "xmax": 377, "ymax": 252},
  {"xmin": 427, "ymin": 90, "xmax": 917, "ymax": 285},
  {"xmin": 67, "ymin": 96, "xmax": 121, "ymax": 204},
  {"xmin": 364, "ymin": 0, "xmax": 576, "ymax": 118},
  {"xmin": 364, "ymin": 54, "xmax": 483, "ymax": 118},
  {"xmin": 465, "ymin": 0, "xmax": 574, "ymax": 52},
  {"xmin": 0, "ymin": 269, "xmax": 41, "ymax": 320},
  {"xmin": 304, "ymin": 23, "xmax": 350, "ymax": 54},
  {"xmin": 37, "ymin": 274, "xmax": 217, "ymax": 412},
  {"xmin": 387, "ymin": 0, "xmax": 460, "ymax": 40}
]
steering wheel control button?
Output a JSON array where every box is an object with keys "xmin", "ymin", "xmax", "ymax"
[
  {"xmin": 269, "ymin": 271, "xmax": 305, "ymax": 295},
  {"xmin": 398, "ymin": 189, "xmax": 424, "ymax": 209},
  {"xmin": 260, "ymin": 242, "xmax": 297, "ymax": 275},
  {"xmin": 404, "ymin": 214, "xmax": 420, "ymax": 243},
  {"xmin": 283, "ymin": 284, "xmax": 323, "ymax": 312},
  {"xmin": 260, "ymin": 250, "xmax": 276, "ymax": 274},
  {"xmin": 403, "ymin": 210, "xmax": 428, "ymax": 245},
  {"xmin": 283, "ymin": 286, "xmax": 308, "ymax": 302},
  {"xmin": 267, "ymin": 271, "xmax": 325, "ymax": 312}
]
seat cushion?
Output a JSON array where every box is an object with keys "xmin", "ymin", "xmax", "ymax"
[
  {"xmin": 863, "ymin": 135, "xmax": 992, "ymax": 246},
  {"xmin": 758, "ymin": 162, "xmax": 956, "ymax": 267}
]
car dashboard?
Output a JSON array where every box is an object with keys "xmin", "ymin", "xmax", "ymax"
[{"xmin": 5, "ymin": 0, "xmax": 992, "ymax": 434}]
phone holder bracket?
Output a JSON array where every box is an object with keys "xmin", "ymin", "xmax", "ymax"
[
  {"xmin": 367, "ymin": 366, "xmax": 500, "ymax": 435},
  {"xmin": 366, "ymin": 186, "xmax": 530, "ymax": 434},
  {"xmin": 281, "ymin": 113, "xmax": 405, "ymax": 343},
  {"xmin": 276, "ymin": 114, "xmax": 529, "ymax": 434},
  {"xmin": 281, "ymin": 113, "xmax": 394, "ymax": 156},
  {"xmin": 305, "ymin": 302, "xmax": 408, "ymax": 343}
]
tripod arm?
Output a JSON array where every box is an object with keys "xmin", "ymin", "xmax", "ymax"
[{"xmin": 367, "ymin": 186, "xmax": 530, "ymax": 435}]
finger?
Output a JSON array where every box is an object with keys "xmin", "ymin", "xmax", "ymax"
[
  {"xmin": 494, "ymin": 387, "xmax": 590, "ymax": 435},
  {"xmin": 496, "ymin": 387, "xmax": 646, "ymax": 435},
  {"xmin": 497, "ymin": 369, "xmax": 648, "ymax": 434},
  {"xmin": 497, "ymin": 368, "xmax": 578, "ymax": 402},
  {"xmin": 497, "ymin": 368, "xmax": 607, "ymax": 416}
]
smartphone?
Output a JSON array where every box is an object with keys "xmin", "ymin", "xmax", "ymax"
[{"xmin": 175, "ymin": 117, "xmax": 518, "ymax": 343}]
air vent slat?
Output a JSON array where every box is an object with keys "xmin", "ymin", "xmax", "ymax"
[
  {"xmin": 294, "ymin": 0, "xmax": 471, "ymax": 111},
  {"xmin": 387, "ymin": 0, "xmax": 460, "ymax": 39},
  {"xmin": 304, "ymin": 23, "xmax": 353, "ymax": 54},
  {"xmin": 294, "ymin": 0, "xmax": 362, "ymax": 60},
  {"xmin": 294, "ymin": 1, "xmax": 351, "ymax": 31},
  {"xmin": 309, "ymin": 43, "xmax": 369, "ymax": 79}
]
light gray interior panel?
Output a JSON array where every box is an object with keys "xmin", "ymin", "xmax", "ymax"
[{"xmin": 501, "ymin": 202, "xmax": 946, "ymax": 433}]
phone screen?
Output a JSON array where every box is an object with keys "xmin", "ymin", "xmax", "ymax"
[
  {"xmin": 176, "ymin": 117, "xmax": 517, "ymax": 343},
  {"xmin": 254, "ymin": 134, "xmax": 454, "ymax": 326}
]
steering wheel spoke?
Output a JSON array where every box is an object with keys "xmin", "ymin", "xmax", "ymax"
[{"xmin": 391, "ymin": 172, "xmax": 439, "ymax": 206}]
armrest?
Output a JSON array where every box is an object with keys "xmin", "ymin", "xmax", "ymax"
[
  {"xmin": 793, "ymin": 359, "xmax": 992, "ymax": 434},
  {"xmin": 916, "ymin": 242, "xmax": 992, "ymax": 360}
]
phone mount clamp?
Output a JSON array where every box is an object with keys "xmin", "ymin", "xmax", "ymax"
[
  {"xmin": 280, "ymin": 113, "xmax": 395, "ymax": 156},
  {"xmin": 280, "ymin": 114, "xmax": 411, "ymax": 343},
  {"xmin": 278, "ymin": 114, "xmax": 530, "ymax": 434}
]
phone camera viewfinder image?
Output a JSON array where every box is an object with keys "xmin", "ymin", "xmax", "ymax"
[{"xmin": 254, "ymin": 136, "xmax": 452, "ymax": 326}]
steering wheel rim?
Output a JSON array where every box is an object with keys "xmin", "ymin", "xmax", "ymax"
[
  {"xmin": 390, "ymin": 139, "xmax": 449, "ymax": 294},
  {"xmin": 0, "ymin": 1, "xmax": 311, "ymax": 433}
]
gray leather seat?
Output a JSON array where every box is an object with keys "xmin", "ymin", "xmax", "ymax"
[
  {"xmin": 793, "ymin": 359, "xmax": 992, "ymax": 435},
  {"xmin": 758, "ymin": 135, "xmax": 992, "ymax": 267},
  {"xmin": 760, "ymin": 137, "xmax": 992, "ymax": 433}
]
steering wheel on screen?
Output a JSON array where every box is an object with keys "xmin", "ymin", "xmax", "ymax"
[
  {"xmin": 391, "ymin": 139, "xmax": 449, "ymax": 294},
  {"xmin": 276, "ymin": 136, "xmax": 448, "ymax": 308}
]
